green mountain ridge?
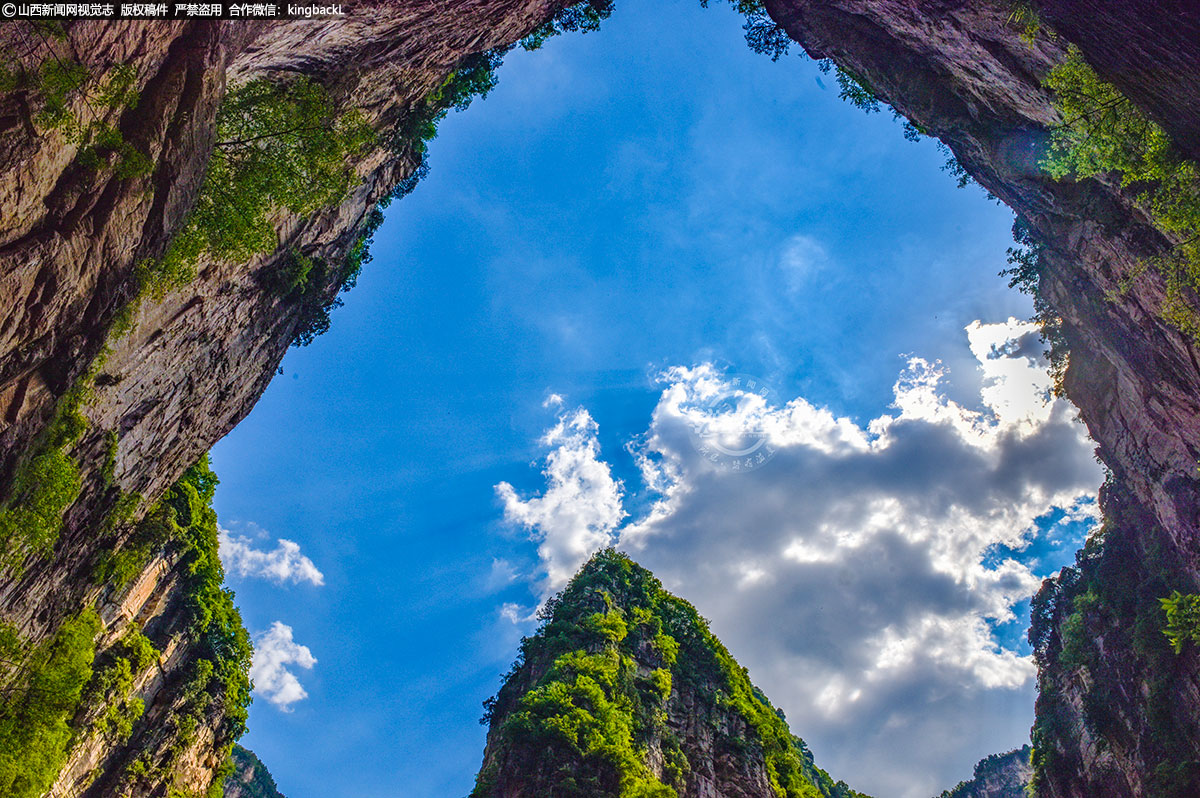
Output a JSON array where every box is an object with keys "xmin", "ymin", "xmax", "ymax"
[
  {"xmin": 472, "ymin": 550, "xmax": 870, "ymax": 798},
  {"xmin": 223, "ymin": 745, "xmax": 287, "ymax": 798}
]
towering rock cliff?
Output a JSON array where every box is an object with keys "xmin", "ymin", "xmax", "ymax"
[
  {"xmin": 0, "ymin": 4, "xmax": 583, "ymax": 795},
  {"xmin": 473, "ymin": 550, "xmax": 868, "ymax": 798},
  {"xmin": 0, "ymin": 1, "xmax": 1197, "ymax": 796}
]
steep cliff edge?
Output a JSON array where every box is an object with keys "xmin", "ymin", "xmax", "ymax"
[
  {"xmin": 473, "ymin": 550, "xmax": 869, "ymax": 798},
  {"xmin": 0, "ymin": 1, "xmax": 1197, "ymax": 796},
  {"xmin": 0, "ymin": 5, "xmax": 581, "ymax": 796}
]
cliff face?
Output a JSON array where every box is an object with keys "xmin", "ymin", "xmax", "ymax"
[
  {"xmin": 936, "ymin": 747, "xmax": 1031, "ymax": 798},
  {"xmin": 0, "ymin": 1, "xmax": 1197, "ymax": 796},
  {"xmin": 0, "ymin": 5, "xmax": 571, "ymax": 796},
  {"xmin": 473, "ymin": 551, "xmax": 867, "ymax": 798}
]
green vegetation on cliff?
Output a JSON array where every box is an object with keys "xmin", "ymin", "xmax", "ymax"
[
  {"xmin": 4, "ymin": 62, "xmax": 381, "ymax": 569},
  {"xmin": 0, "ymin": 353, "xmax": 107, "ymax": 571},
  {"xmin": 1028, "ymin": 483, "xmax": 1200, "ymax": 797},
  {"xmin": 0, "ymin": 608, "xmax": 102, "ymax": 798},
  {"xmin": 266, "ymin": 206, "xmax": 382, "ymax": 348},
  {"xmin": 935, "ymin": 746, "xmax": 1031, "ymax": 798},
  {"xmin": 1, "ymin": 25, "xmax": 150, "ymax": 179},
  {"xmin": 1025, "ymin": 50, "xmax": 1200, "ymax": 790},
  {"xmin": 107, "ymin": 456, "xmax": 253, "ymax": 798},
  {"xmin": 82, "ymin": 623, "xmax": 159, "ymax": 743},
  {"xmin": 156, "ymin": 456, "xmax": 252, "ymax": 739},
  {"xmin": 134, "ymin": 74, "xmax": 374, "ymax": 308},
  {"xmin": 1159, "ymin": 591, "xmax": 1200, "ymax": 654},
  {"xmin": 474, "ymin": 550, "xmax": 865, "ymax": 798},
  {"xmin": 1042, "ymin": 46, "xmax": 1200, "ymax": 340}
]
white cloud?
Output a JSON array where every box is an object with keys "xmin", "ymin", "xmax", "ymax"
[
  {"xmin": 966, "ymin": 317, "xmax": 1054, "ymax": 427},
  {"xmin": 498, "ymin": 319, "xmax": 1101, "ymax": 797},
  {"xmin": 219, "ymin": 527, "xmax": 325, "ymax": 586},
  {"xmin": 484, "ymin": 558, "xmax": 519, "ymax": 592},
  {"xmin": 495, "ymin": 408, "xmax": 626, "ymax": 595},
  {"xmin": 251, "ymin": 622, "xmax": 317, "ymax": 711},
  {"xmin": 778, "ymin": 233, "xmax": 831, "ymax": 290},
  {"xmin": 500, "ymin": 602, "xmax": 536, "ymax": 625}
]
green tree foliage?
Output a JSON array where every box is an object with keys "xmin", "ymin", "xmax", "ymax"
[
  {"xmin": 1027, "ymin": 494, "xmax": 1200, "ymax": 797},
  {"xmin": 699, "ymin": 1, "xmax": 791, "ymax": 61},
  {"xmin": 1042, "ymin": 46, "xmax": 1200, "ymax": 340},
  {"xmin": 475, "ymin": 551, "xmax": 867, "ymax": 798},
  {"xmin": 145, "ymin": 76, "xmax": 374, "ymax": 297},
  {"xmin": 1159, "ymin": 591, "xmax": 1200, "ymax": 654},
  {"xmin": 0, "ymin": 609, "xmax": 103, "ymax": 798},
  {"xmin": 587, "ymin": 608, "xmax": 629, "ymax": 643},
  {"xmin": 205, "ymin": 79, "xmax": 374, "ymax": 250},
  {"xmin": 0, "ymin": 357, "xmax": 105, "ymax": 570},
  {"xmin": 521, "ymin": 0, "xmax": 614, "ymax": 51},
  {"xmin": 999, "ymin": 216, "xmax": 1070, "ymax": 393},
  {"xmin": 83, "ymin": 624, "xmax": 159, "ymax": 742}
]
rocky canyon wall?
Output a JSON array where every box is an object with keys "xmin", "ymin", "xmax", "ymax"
[{"xmin": 0, "ymin": 5, "xmax": 573, "ymax": 795}]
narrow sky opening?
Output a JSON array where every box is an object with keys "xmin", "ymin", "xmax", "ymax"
[{"xmin": 211, "ymin": 1, "xmax": 1098, "ymax": 796}]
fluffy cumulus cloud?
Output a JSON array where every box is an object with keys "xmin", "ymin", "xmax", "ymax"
[
  {"xmin": 496, "ymin": 408, "xmax": 626, "ymax": 595},
  {"xmin": 495, "ymin": 319, "xmax": 1102, "ymax": 798},
  {"xmin": 251, "ymin": 622, "xmax": 318, "ymax": 711},
  {"xmin": 219, "ymin": 527, "xmax": 325, "ymax": 586}
]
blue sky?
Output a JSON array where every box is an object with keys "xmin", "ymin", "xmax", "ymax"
[{"xmin": 210, "ymin": 1, "xmax": 1101, "ymax": 796}]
